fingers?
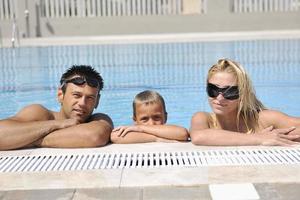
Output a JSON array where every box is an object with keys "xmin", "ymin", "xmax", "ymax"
[
  {"xmin": 273, "ymin": 127, "xmax": 296, "ymax": 135},
  {"xmin": 264, "ymin": 126, "xmax": 274, "ymax": 131},
  {"xmin": 119, "ymin": 128, "xmax": 130, "ymax": 137},
  {"xmin": 276, "ymin": 138, "xmax": 300, "ymax": 146},
  {"xmin": 112, "ymin": 127, "xmax": 121, "ymax": 132},
  {"xmin": 112, "ymin": 126, "xmax": 133, "ymax": 137},
  {"xmin": 278, "ymin": 134, "xmax": 300, "ymax": 140}
]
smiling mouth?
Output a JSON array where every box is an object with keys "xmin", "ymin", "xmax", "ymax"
[
  {"xmin": 213, "ymin": 103, "xmax": 227, "ymax": 107},
  {"xmin": 73, "ymin": 109, "xmax": 85, "ymax": 115}
]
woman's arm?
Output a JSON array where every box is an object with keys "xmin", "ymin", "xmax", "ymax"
[{"xmin": 190, "ymin": 112, "xmax": 299, "ymax": 146}]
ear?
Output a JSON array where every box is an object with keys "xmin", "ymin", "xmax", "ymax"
[
  {"xmin": 164, "ymin": 112, "xmax": 168, "ymax": 124},
  {"xmin": 57, "ymin": 88, "xmax": 64, "ymax": 104},
  {"xmin": 95, "ymin": 94, "xmax": 100, "ymax": 108},
  {"xmin": 132, "ymin": 115, "xmax": 137, "ymax": 125}
]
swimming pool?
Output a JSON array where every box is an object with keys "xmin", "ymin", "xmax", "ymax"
[{"xmin": 0, "ymin": 38, "xmax": 299, "ymax": 128}]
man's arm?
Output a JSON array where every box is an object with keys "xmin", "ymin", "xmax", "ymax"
[
  {"xmin": 36, "ymin": 113, "xmax": 113, "ymax": 148},
  {"xmin": 0, "ymin": 104, "xmax": 77, "ymax": 150}
]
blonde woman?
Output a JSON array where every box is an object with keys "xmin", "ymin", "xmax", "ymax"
[{"xmin": 190, "ymin": 59, "xmax": 300, "ymax": 146}]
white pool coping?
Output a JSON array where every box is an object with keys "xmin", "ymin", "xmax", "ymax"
[{"xmin": 1, "ymin": 143, "xmax": 300, "ymax": 191}]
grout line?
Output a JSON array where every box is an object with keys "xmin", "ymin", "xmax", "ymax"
[{"xmin": 118, "ymin": 168, "xmax": 124, "ymax": 188}]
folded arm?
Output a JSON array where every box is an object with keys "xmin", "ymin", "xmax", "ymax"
[
  {"xmin": 36, "ymin": 113, "xmax": 113, "ymax": 148},
  {"xmin": 190, "ymin": 112, "xmax": 300, "ymax": 146},
  {"xmin": 259, "ymin": 110, "xmax": 300, "ymax": 142},
  {"xmin": 111, "ymin": 131, "xmax": 158, "ymax": 144},
  {"xmin": 111, "ymin": 124, "xmax": 188, "ymax": 144},
  {"xmin": 0, "ymin": 104, "xmax": 77, "ymax": 150}
]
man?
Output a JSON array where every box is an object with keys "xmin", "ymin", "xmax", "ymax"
[{"xmin": 0, "ymin": 65, "xmax": 113, "ymax": 150}]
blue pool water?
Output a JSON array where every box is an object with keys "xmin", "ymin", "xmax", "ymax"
[{"xmin": 0, "ymin": 39, "xmax": 299, "ymax": 128}]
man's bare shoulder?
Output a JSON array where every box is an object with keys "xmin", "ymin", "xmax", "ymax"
[
  {"xmin": 89, "ymin": 113, "xmax": 114, "ymax": 127},
  {"xmin": 12, "ymin": 104, "xmax": 54, "ymax": 121}
]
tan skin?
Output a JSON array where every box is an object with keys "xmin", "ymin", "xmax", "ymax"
[
  {"xmin": 190, "ymin": 72, "xmax": 300, "ymax": 146},
  {"xmin": 0, "ymin": 76, "xmax": 113, "ymax": 150},
  {"xmin": 111, "ymin": 102, "xmax": 188, "ymax": 144}
]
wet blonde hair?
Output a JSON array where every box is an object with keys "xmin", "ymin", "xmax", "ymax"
[
  {"xmin": 207, "ymin": 59, "xmax": 265, "ymax": 132},
  {"xmin": 133, "ymin": 90, "xmax": 167, "ymax": 121}
]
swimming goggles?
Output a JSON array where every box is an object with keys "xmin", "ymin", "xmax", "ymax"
[
  {"xmin": 61, "ymin": 77, "xmax": 99, "ymax": 88},
  {"xmin": 206, "ymin": 83, "xmax": 239, "ymax": 100}
]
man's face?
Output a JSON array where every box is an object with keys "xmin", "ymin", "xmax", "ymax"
[
  {"xmin": 133, "ymin": 102, "xmax": 166, "ymax": 125},
  {"xmin": 58, "ymin": 79, "xmax": 99, "ymax": 123}
]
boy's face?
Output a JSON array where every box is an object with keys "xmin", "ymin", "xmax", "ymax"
[{"xmin": 133, "ymin": 102, "xmax": 166, "ymax": 125}]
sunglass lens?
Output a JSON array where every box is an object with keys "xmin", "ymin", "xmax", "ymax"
[
  {"xmin": 66, "ymin": 77, "xmax": 85, "ymax": 85},
  {"xmin": 86, "ymin": 78, "xmax": 99, "ymax": 88},
  {"xmin": 223, "ymin": 87, "xmax": 239, "ymax": 100},
  {"xmin": 206, "ymin": 84, "xmax": 219, "ymax": 98}
]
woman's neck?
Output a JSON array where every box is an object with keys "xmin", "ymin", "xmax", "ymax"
[{"xmin": 214, "ymin": 111, "xmax": 245, "ymax": 132}]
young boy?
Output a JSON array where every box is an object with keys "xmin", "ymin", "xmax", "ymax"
[{"xmin": 111, "ymin": 90, "xmax": 188, "ymax": 143}]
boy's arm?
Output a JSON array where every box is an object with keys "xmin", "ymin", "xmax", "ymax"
[
  {"xmin": 36, "ymin": 113, "xmax": 113, "ymax": 148},
  {"xmin": 111, "ymin": 125, "xmax": 188, "ymax": 144},
  {"xmin": 0, "ymin": 104, "xmax": 77, "ymax": 150},
  {"xmin": 111, "ymin": 131, "xmax": 158, "ymax": 144},
  {"xmin": 132, "ymin": 125, "xmax": 188, "ymax": 141},
  {"xmin": 190, "ymin": 112, "xmax": 299, "ymax": 146}
]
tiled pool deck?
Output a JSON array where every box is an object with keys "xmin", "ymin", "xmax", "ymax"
[{"xmin": 1, "ymin": 143, "xmax": 300, "ymax": 200}]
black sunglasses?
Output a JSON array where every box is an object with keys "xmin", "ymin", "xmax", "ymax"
[
  {"xmin": 62, "ymin": 77, "xmax": 99, "ymax": 88},
  {"xmin": 206, "ymin": 83, "xmax": 239, "ymax": 100}
]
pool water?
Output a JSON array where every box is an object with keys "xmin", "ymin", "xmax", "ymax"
[{"xmin": 0, "ymin": 39, "xmax": 299, "ymax": 128}]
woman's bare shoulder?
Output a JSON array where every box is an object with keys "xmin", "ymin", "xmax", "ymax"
[{"xmin": 192, "ymin": 111, "xmax": 211, "ymax": 121}]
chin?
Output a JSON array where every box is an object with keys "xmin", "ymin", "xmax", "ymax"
[
  {"xmin": 71, "ymin": 115, "xmax": 86, "ymax": 123},
  {"xmin": 212, "ymin": 108, "xmax": 227, "ymax": 115}
]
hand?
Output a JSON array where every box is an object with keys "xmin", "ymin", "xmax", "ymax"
[
  {"xmin": 257, "ymin": 126, "xmax": 300, "ymax": 146},
  {"xmin": 58, "ymin": 118, "xmax": 79, "ymax": 129},
  {"xmin": 112, "ymin": 125, "xmax": 143, "ymax": 137}
]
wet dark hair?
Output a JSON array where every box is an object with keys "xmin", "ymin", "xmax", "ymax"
[{"xmin": 60, "ymin": 65, "xmax": 103, "ymax": 93}]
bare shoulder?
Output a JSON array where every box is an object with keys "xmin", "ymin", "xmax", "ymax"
[
  {"xmin": 191, "ymin": 112, "xmax": 210, "ymax": 122},
  {"xmin": 259, "ymin": 109, "xmax": 288, "ymax": 122},
  {"xmin": 89, "ymin": 113, "xmax": 114, "ymax": 128},
  {"xmin": 190, "ymin": 112, "xmax": 210, "ymax": 130},
  {"xmin": 12, "ymin": 104, "xmax": 53, "ymax": 121},
  {"xmin": 258, "ymin": 109, "xmax": 299, "ymax": 128}
]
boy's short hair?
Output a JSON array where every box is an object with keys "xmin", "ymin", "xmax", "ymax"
[
  {"xmin": 133, "ymin": 90, "xmax": 167, "ymax": 117},
  {"xmin": 60, "ymin": 65, "xmax": 103, "ymax": 93}
]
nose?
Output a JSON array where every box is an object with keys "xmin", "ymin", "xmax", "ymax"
[
  {"xmin": 78, "ymin": 97, "xmax": 87, "ymax": 107},
  {"xmin": 146, "ymin": 118, "xmax": 156, "ymax": 125},
  {"xmin": 216, "ymin": 93, "xmax": 225, "ymax": 101}
]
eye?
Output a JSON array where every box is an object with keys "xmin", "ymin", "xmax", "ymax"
[
  {"xmin": 73, "ymin": 93, "xmax": 81, "ymax": 98},
  {"xmin": 153, "ymin": 115, "xmax": 162, "ymax": 121},
  {"xmin": 87, "ymin": 96, "xmax": 96, "ymax": 101},
  {"xmin": 140, "ymin": 117, "xmax": 149, "ymax": 122}
]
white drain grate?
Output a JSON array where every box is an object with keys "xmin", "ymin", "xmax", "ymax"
[{"xmin": 0, "ymin": 149, "xmax": 300, "ymax": 173}]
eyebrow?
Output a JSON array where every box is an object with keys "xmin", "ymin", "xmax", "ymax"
[{"xmin": 209, "ymin": 83, "xmax": 237, "ymax": 88}]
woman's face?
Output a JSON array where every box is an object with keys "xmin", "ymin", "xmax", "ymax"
[{"xmin": 207, "ymin": 72, "xmax": 239, "ymax": 116}]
